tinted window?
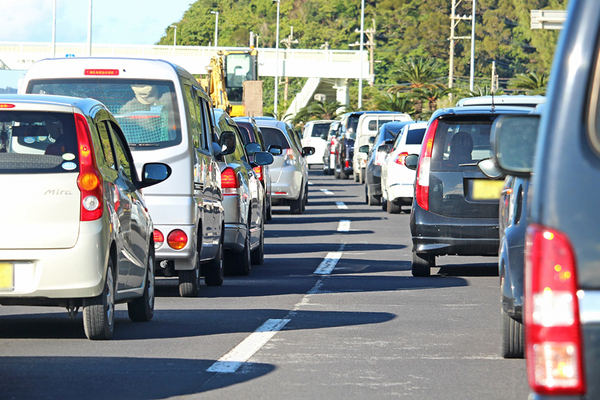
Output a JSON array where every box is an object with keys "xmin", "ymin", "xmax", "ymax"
[
  {"xmin": 107, "ymin": 122, "xmax": 133, "ymax": 182},
  {"xmin": 431, "ymin": 116, "xmax": 495, "ymax": 171},
  {"xmin": 311, "ymin": 123, "xmax": 330, "ymax": 137},
  {"xmin": 406, "ymin": 128, "xmax": 426, "ymax": 145},
  {"xmin": 236, "ymin": 123, "xmax": 252, "ymax": 145},
  {"xmin": 260, "ymin": 127, "xmax": 290, "ymax": 149},
  {"xmin": 347, "ymin": 115, "xmax": 361, "ymax": 140},
  {"xmin": 97, "ymin": 122, "xmax": 116, "ymax": 170},
  {"xmin": 28, "ymin": 79, "xmax": 181, "ymax": 149},
  {"xmin": 368, "ymin": 119, "xmax": 392, "ymax": 131},
  {"xmin": 0, "ymin": 111, "xmax": 78, "ymax": 174}
]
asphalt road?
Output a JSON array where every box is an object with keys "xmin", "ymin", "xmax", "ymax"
[{"xmin": 0, "ymin": 167, "xmax": 530, "ymax": 400}]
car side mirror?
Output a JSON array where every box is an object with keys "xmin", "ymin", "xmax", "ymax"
[
  {"xmin": 253, "ymin": 151, "xmax": 274, "ymax": 166},
  {"xmin": 405, "ymin": 153, "xmax": 419, "ymax": 170},
  {"xmin": 268, "ymin": 144, "xmax": 283, "ymax": 156},
  {"xmin": 245, "ymin": 142, "xmax": 262, "ymax": 156},
  {"xmin": 138, "ymin": 163, "xmax": 172, "ymax": 189},
  {"xmin": 477, "ymin": 158, "xmax": 504, "ymax": 179},
  {"xmin": 358, "ymin": 144, "xmax": 369, "ymax": 153},
  {"xmin": 219, "ymin": 131, "xmax": 236, "ymax": 156},
  {"xmin": 302, "ymin": 146, "xmax": 315, "ymax": 157},
  {"xmin": 378, "ymin": 144, "xmax": 392, "ymax": 153},
  {"xmin": 491, "ymin": 114, "xmax": 540, "ymax": 176}
]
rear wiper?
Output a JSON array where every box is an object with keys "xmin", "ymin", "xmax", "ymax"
[
  {"xmin": 129, "ymin": 143, "xmax": 160, "ymax": 147},
  {"xmin": 458, "ymin": 162, "xmax": 477, "ymax": 167}
]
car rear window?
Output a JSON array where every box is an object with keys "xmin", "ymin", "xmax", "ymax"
[
  {"xmin": 367, "ymin": 119, "xmax": 392, "ymax": 131},
  {"xmin": 431, "ymin": 116, "xmax": 495, "ymax": 171},
  {"xmin": 260, "ymin": 127, "xmax": 290, "ymax": 150},
  {"xmin": 0, "ymin": 111, "xmax": 79, "ymax": 174},
  {"xmin": 311, "ymin": 123, "xmax": 330, "ymax": 138},
  {"xmin": 27, "ymin": 79, "xmax": 181, "ymax": 150},
  {"xmin": 406, "ymin": 128, "xmax": 426, "ymax": 145}
]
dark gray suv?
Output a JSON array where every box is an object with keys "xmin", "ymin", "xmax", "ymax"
[{"xmin": 406, "ymin": 106, "xmax": 531, "ymax": 277}]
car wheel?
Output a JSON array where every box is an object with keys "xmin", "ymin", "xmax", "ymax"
[
  {"xmin": 83, "ymin": 259, "xmax": 115, "ymax": 340},
  {"xmin": 178, "ymin": 252, "xmax": 201, "ymax": 297},
  {"xmin": 364, "ymin": 186, "xmax": 369, "ymax": 205},
  {"xmin": 128, "ymin": 247, "xmax": 155, "ymax": 322},
  {"xmin": 340, "ymin": 170, "xmax": 348, "ymax": 179},
  {"xmin": 412, "ymin": 251, "xmax": 434, "ymax": 277},
  {"xmin": 367, "ymin": 186, "xmax": 381, "ymax": 206},
  {"xmin": 334, "ymin": 168, "xmax": 340, "ymax": 179},
  {"xmin": 501, "ymin": 309, "xmax": 524, "ymax": 358},
  {"xmin": 387, "ymin": 199, "xmax": 401, "ymax": 214},
  {"xmin": 354, "ymin": 172, "xmax": 360, "ymax": 182},
  {"xmin": 290, "ymin": 185, "xmax": 304, "ymax": 214},
  {"xmin": 204, "ymin": 231, "xmax": 224, "ymax": 286},
  {"xmin": 225, "ymin": 227, "xmax": 251, "ymax": 276},
  {"xmin": 251, "ymin": 218, "xmax": 265, "ymax": 265},
  {"xmin": 360, "ymin": 168, "xmax": 366, "ymax": 184},
  {"xmin": 381, "ymin": 197, "xmax": 387, "ymax": 211}
]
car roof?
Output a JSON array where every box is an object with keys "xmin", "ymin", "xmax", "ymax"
[
  {"xmin": 0, "ymin": 93, "xmax": 102, "ymax": 114},
  {"xmin": 456, "ymin": 95, "xmax": 546, "ymax": 107},
  {"xmin": 430, "ymin": 105, "xmax": 534, "ymax": 120}
]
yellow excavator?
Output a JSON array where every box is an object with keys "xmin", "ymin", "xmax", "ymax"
[{"xmin": 199, "ymin": 47, "xmax": 260, "ymax": 117}]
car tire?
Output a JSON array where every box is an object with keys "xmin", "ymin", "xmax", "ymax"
[
  {"xmin": 83, "ymin": 259, "xmax": 115, "ymax": 340},
  {"xmin": 367, "ymin": 186, "xmax": 381, "ymax": 206},
  {"xmin": 340, "ymin": 170, "xmax": 349, "ymax": 179},
  {"xmin": 127, "ymin": 247, "xmax": 155, "ymax": 322},
  {"xmin": 204, "ymin": 231, "xmax": 224, "ymax": 286},
  {"xmin": 178, "ymin": 252, "xmax": 201, "ymax": 297},
  {"xmin": 334, "ymin": 168, "xmax": 340, "ymax": 179},
  {"xmin": 412, "ymin": 251, "xmax": 434, "ymax": 277},
  {"xmin": 501, "ymin": 310, "xmax": 525, "ymax": 358},
  {"xmin": 354, "ymin": 172, "xmax": 360, "ymax": 182},
  {"xmin": 360, "ymin": 168, "xmax": 366, "ymax": 184},
  {"xmin": 387, "ymin": 199, "xmax": 402, "ymax": 214},
  {"xmin": 251, "ymin": 218, "xmax": 265, "ymax": 265},
  {"xmin": 290, "ymin": 185, "xmax": 304, "ymax": 214},
  {"xmin": 381, "ymin": 197, "xmax": 387, "ymax": 211},
  {"xmin": 225, "ymin": 228, "xmax": 251, "ymax": 276}
]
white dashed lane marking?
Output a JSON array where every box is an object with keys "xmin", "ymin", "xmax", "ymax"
[
  {"xmin": 320, "ymin": 189, "xmax": 334, "ymax": 195},
  {"xmin": 336, "ymin": 201, "xmax": 347, "ymax": 209},
  {"xmin": 337, "ymin": 220, "xmax": 350, "ymax": 232},
  {"xmin": 313, "ymin": 252, "xmax": 343, "ymax": 275}
]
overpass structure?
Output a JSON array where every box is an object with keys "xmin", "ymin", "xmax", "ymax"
[{"xmin": 0, "ymin": 41, "xmax": 368, "ymax": 116}]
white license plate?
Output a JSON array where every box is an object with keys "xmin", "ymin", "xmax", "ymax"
[{"xmin": 0, "ymin": 262, "xmax": 14, "ymax": 291}]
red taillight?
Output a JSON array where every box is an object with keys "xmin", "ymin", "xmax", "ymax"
[
  {"xmin": 330, "ymin": 139, "xmax": 336, "ymax": 154},
  {"xmin": 415, "ymin": 119, "xmax": 438, "ymax": 211},
  {"xmin": 167, "ymin": 230, "xmax": 188, "ymax": 250},
  {"xmin": 154, "ymin": 229, "xmax": 164, "ymax": 245},
  {"xmin": 525, "ymin": 224, "xmax": 585, "ymax": 396},
  {"xmin": 253, "ymin": 166, "xmax": 263, "ymax": 181},
  {"xmin": 0, "ymin": 104, "xmax": 16, "ymax": 109},
  {"xmin": 74, "ymin": 113, "xmax": 103, "ymax": 221},
  {"xmin": 345, "ymin": 159, "xmax": 350, "ymax": 168},
  {"xmin": 395, "ymin": 152, "xmax": 410, "ymax": 166},
  {"xmin": 221, "ymin": 167, "xmax": 239, "ymax": 195}
]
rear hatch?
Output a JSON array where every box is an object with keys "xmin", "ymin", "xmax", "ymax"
[
  {"xmin": 428, "ymin": 115, "xmax": 503, "ymax": 218},
  {"xmin": 0, "ymin": 110, "xmax": 81, "ymax": 249}
]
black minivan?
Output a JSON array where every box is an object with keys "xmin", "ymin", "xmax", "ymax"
[
  {"xmin": 492, "ymin": 0, "xmax": 600, "ymax": 397},
  {"xmin": 405, "ymin": 106, "xmax": 530, "ymax": 277}
]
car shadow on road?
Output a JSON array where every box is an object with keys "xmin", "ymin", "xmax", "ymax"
[{"xmin": 436, "ymin": 263, "xmax": 499, "ymax": 277}]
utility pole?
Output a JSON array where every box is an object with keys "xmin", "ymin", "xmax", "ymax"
[
  {"xmin": 491, "ymin": 61, "xmax": 498, "ymax": 92},
  {"xmin": 364, "ymin": 19, "xmax": 376, "ymax": 86},
  {"xmin": 448, "ymin": 0, "xmax": 472, "ymax": 101},
  {"xmin": 280, "ymin": 26, "xmax": 298, "ymax": 103}
]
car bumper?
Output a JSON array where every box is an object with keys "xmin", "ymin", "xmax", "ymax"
[
  {"xmin": 271, "ymin": 168, "xmax": 302, "ymax": 200},
  {"xmin": 224, "ymin": 223, "xmax": 248, "ymax": 253},
  {"xmin": 410, "ymin": 207, "xmax": 499, "ymax": 256},
  {"xmin": 388, "ymin": 183, "xmax": 414, "ymax": 201},
  {"xmin": 0, "ymin": 220, "xmax": 109, "ymax": 302},
  {"xmin": 153, "ymin": 223, "xmax": 196, "ymax": 270}
]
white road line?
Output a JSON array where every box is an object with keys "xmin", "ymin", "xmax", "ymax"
[
  {"xmin": 336, "ymin": 201, "xmax": 347, "ymax": 209},
  {"xmin": 320, "ymin": 189, "xmax": 334, "ymax": 195},
  {"xmin": 337, "ymin": 220, "xmax": 351, "ymax": 232},
  {"xmin": 308, "ymin": 181, "xmax": 314, "ymax": 185},
  {"xmin": 314, "ymin": 252, "xmax": 343, "ymax": 275},
  {"xmin": 206, "ymin": 319, "xmax": 291, "ymax": 373}
]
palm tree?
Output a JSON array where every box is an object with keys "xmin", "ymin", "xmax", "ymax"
[
  {"xmin": 414, "ymin": 86, "xmax": 455, "ymax": 112},
  {"xmin": 373, "ymin": 92, "xmax": 415, "ymax": 114},
  {"xmin": 509, "ymin": 72, "xmax": 548, "ymax": 95},
  {"xmin": 290, "ymin": 100, "xmax": 342, "ymax": 126},
  {"xmin": 389, "ymin": 57, "xmax": 444, "ymax": 93}
]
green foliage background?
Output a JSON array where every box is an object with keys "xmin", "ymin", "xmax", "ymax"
[{"xmin": 156, "ymin": 0, "xmax": 566, "ymax": 115}]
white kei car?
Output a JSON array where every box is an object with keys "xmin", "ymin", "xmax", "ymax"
[{"xmin": 381, "ymin": 121, "xmax": 428, "ymax": 214}]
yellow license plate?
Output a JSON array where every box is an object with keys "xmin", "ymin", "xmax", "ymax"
[
  {"xmin": 0, "ymin": 262, "xmax": 14, "ymax": 290},
  {"xmin": 472, "ymin": 180, "xmax": 505, "ymax": 200}
]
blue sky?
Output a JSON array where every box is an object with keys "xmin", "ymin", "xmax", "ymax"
[{"xmin": 0, "ymin": 0, "xmax": 193, "ymax": 45}]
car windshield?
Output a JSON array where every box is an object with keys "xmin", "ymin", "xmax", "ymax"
[
  {"xmin": 431, "ymin": 116, "xmax": 495, "ymax": 171},
  {"xmin": 311, "ymin": 123, "xmax": 331, "ymax": 138},
  {"xmin": 0, "ymin": 111, "xmax": 79, "ymax": 174},
  {"xmin": 27, "ymin": 79, "xmax": 181, "ymax": 150},
  {"xmin": 260, "ymin": 127, "xmax": 290, "ymax": 149},
  {"xmin": 347, "ymin": 115, "xmax": 360, "ymax": 140}
]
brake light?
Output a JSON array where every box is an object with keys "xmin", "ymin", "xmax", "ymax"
[
  {"xmin": 395, "ymin": 151, "xmax": 409, "ymax": 166},
  {"xmin": 284, "ymin": 148, "xmax": 296, "ymax": 166},
  {"xmin": 84, "ymin": 69, "xmax": 119, "ymax": 76},
  {"xmin": 525, "ymin": 224, "xmax": 584, "ymax": 396},
  {"xmin": 330, "ymin": 138, "xmax": 335, "ymax": 154},
  {"xmin": 221, "ymin": 167, "xmax": 239, "ymax": 195},
  {"xmin": 345, "ymin": 159, "xmax": 350, "ymax": 168},
  {"xmin": 415, "ymin": 119, "xmax": 438, "ymax": 211},
  {"xmin": 74, "ymin": 113, "xmax": 103, "ymax": 221},
  {"xmin": 167, "ymin": 229, "xmax": 188, "ymax": 250},
  {"xmin": 0, "ymin": 104, "xmax": 15, "ymax": 108},
  {"xmin": 253, "ymin": 166, "xmax": 263, "ymax": 181},
  {"xmin": 153, "ymin": 229, "xmax": 164, "ymax": 248}
]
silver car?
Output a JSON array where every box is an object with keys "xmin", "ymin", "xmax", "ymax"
[
  {"xmin": 0, "ymin": 94, "xmax": 171, "ymax": 340},
  {"xmin": 213, "ymin": 110, "xmax": 273, "ymax": 275},
  {"xmin": 255, "ymin": 119, "xmax": 314, "ymax": 214}
]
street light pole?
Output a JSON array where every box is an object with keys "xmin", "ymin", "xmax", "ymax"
[
  {"xmin": 87, "ymin": 0, "xmax": 92, "ymax": 56},
  {"xmin": 210, "ymin": 11, "xmax": 219, "ymax": 48},
  {"xmin": 274, "ymin": 0, "xmax": 281, "ymax": 118},
  {"xmin": 52, "ymin": 0, "xmax": 56, "ymax": 58},
  {"xmin": 170, "ymin": 24, "xmax": 177, "ymax": 56},
  {"xmin": 358, "ymin": 0, "xmax": 365, "ymax": 109}
]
